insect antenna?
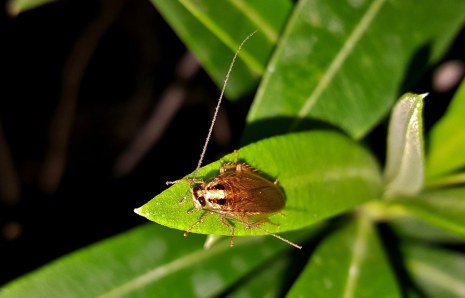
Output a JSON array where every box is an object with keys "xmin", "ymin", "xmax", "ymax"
[
  {"xmin": 168, "ymin": 30, "xmax": 258, "ymax": 203},
  {"xmin": 191, "ymin": 31, "xmax": 257, "ymax": 184},
  {"xmin": 249, "ymin": 222, "xmax": 302, "ymax": 249}
]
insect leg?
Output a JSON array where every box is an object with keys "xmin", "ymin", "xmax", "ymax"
[
  {"xmin": 184, "ymin": 210, "xmax": 210, "ymax": 237},
  {"xmin": 220, "ymin": 215, "xmax": 235, "ymax": 247},
  {"xmin": 220, "ymin": 163, "xmax": 237, "ymax": 174},
  {"xmin": 219, "ymin": 150, "xmax": 242, "ymax": 174},
  {"xmin": 219, "ymin": 162, "xmax": 244, "ymax": 174},
  {"xmin": 208, "ymin": 210, "xmax": 302, "ymax": 249},
  {"xmin": 253, "ymin": 224, "xmax": 302, "ymax": 249},
  {"xmin": 248, "ymin": 217, "xmax": 280, "ymax": 229}
]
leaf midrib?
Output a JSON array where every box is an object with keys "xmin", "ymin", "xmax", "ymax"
[
  {"xmin": 179, "ymin": 0, "xmax": 271, "ymax": 74},
  {"xmin": 98, "ymin": 241, "xmax": 231, "ymax": 297},
  {"xmin": 342, "ymin": 218, "xmax": 369, "ymax": 298},
  {"xmin": 288, "ymin": 0, "xmax": 386, "ymax": 132}
]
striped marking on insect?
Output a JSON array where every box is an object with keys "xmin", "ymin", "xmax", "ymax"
[{"xmin": 166, "ymin": 31, "xmax": 302, "ymax": 249}]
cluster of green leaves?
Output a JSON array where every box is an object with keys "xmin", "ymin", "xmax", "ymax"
[{"xmin": 2, "ymin": 0, "xmax": 465, "ymax": 297}]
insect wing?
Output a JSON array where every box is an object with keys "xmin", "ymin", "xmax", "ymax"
[{"xmin": 220, "ymin": 170, "xmax": 285, "ymax": 214}]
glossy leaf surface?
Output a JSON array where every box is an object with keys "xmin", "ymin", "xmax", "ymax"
[
  {"xmin": 245, "ymin": 0, "xmax": 465, "ymax": 140},
  {"xmin": 384, "ymin": 93, "xmax": 425, "ymax": 197},
  {"xmin": 136, "ymin": 131, "xmax": 382, "ymax": 236}
]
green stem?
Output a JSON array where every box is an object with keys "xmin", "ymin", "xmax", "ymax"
[{"xmin": 360, "ymin": 200, "xmax": 410, "ymax": 221}]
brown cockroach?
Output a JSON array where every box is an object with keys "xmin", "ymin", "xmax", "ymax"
[{"xmin": 167, "ymin": 31, "xmax": 302, "ymax": 249}]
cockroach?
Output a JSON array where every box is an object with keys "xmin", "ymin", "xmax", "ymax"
[{"xmin": 167, "ymin": 31, "xmax": 302, "ymax": 250}]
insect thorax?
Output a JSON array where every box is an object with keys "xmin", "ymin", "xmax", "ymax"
[{"xmin": 192, "ymin": 181, "xmax": 229, "ymax": 210}]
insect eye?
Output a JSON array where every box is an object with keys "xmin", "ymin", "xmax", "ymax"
[
  {"xmin": 210, "ymin": 184, "xmax": 225, "ymax": 191},
  {"xmin": 197, "ymin": 196, "xmax": 206, "ymax": 206}
]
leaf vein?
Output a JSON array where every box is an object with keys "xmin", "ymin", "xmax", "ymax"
[
  {"xmin": 98, "ymin": 242, "xmax": 230, "ymax": 297},
  {"xmin": 289, "ymin": 0, "xmax": 386, "ymax": 131},
  {"xmin": 230, "ymin": 0, "xmax": 278, "ymax": 43},
  {"xmin": 342, "ymin": 218, "xmax": 369, "ymax": 298}
]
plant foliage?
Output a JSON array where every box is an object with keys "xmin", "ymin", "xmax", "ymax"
[{"xmin": 2, "ymin": 0, "xmax": 465, "ymax": 297}]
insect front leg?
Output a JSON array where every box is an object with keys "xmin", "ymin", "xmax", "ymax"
[
  {"xmin": 184, "ymin": 210, "xmax": 210, "ymax": 237},
  {"xmin": 166, "ymin": 178, "xmax": 205, "ymax": 204},
  {"xmin": 166, "ymin": 178, "xmax": 204, "ymax": 185}
]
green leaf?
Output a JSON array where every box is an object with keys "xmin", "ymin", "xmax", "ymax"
[
  {"xmin": 6, "ymin": 0, "xmax": 56, "ymax": 15},
  {"xmin": 149, "ymin": 0, "xmax": 292, "ymax": 99},
  {"xmin": 287, "ymin": 217, "xmax": 400, "ymax": 297},
  {"xmin": 403, "ymin": 244, "xmax": 465, "ymax": 298},
  {"xmin": 0, "ymin": 224, "xmax": 314, "ymax": 297},
  {"xmin": 384, "ymin": 93, "xmax": 426, "ymax": 198},
  {"xmin": 424, "ymin": 172, "xmax": 465, "ymax": 189},
  {"xmin": 244, "ymin": 0, "xmax": 465, "ymax": 141},
  {"xmin": 136, "ymin": 131, "xmax": 382, "ymax": 237},
  {"xmin": 427, "ymin": 79, "xmax": 465, "ymax": 179},
  {"xmin": 388, "ymin": 187, "xmax": 465, "ymax": 239},
  {"xmin": 389, "ymin": 216, "xmax": 463, "ymax": 244},
  {"xmin": 227, "ymin": 253, "xmax": 292, "ymax": 298}
]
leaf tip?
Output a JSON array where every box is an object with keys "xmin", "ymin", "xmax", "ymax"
[
  {"xmin": 419, "ymin": 93, "xmax": 429, "ymax": 99},
  {"xmin": 134, "ymin": 207, "xmax": 144, "ymax": 216}
]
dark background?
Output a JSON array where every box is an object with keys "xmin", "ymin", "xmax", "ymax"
[
  {"xmin": 0, "ymin": 0, "xmax": 463, "ymax": 286},
  {"xmin": 0, "ymin": 0, "xmax": 248, "ymax": 284}
]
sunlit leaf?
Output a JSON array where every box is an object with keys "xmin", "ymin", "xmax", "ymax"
[
  {"xmin": 136, "ymin": 131, "xmax": 382, "ymax": 237},
  {"xmin": 244, "ymin": 0, "xmax": 465, "ymax": 141},
  {"xmin": 384, "ymin": 93, "xmax": 426, "ymax": 197}
]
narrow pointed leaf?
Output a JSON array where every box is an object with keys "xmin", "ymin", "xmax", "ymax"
[
  {"xmin": 389, "ymin": 216, "xmax": 463, "ymax": 244},
  {"xmin": 403, "ymin": 244, "xmax": 465, "ymax": 298},
  {"xmin": 150, "ymin": 0, "xmax": 292, "ymax": 99},
  {"xmin": 0, "ymin": 224, "xmax": 313, "ymax": 297},
  {"xmin": 427, "ymin": 79, "xmax": 465, "ymax": 179},
  {"xmin": 287, "ymin": 217, "xmax": 400, "ymax": 297},
  {"xmin": 136, "ymin": 131, "xmax": 382, "ymax": 236},
  {"xmin": 384, "ymin": 93, "xmax": 425, "ymax": 198},
  {"xmin": 388, "ymin": 187, "xmax": 465, "ymax": 239},
  {"xmin": 244, "ymin": 0, "xmax": 465, "ymax": 140},
  {"xmin": 6, "ymin": 0, "xmax": 56, "ymax": 15}
]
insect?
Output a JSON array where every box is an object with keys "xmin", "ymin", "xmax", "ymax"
[{"xmin": 167, "ymin": 31, "xmax": 302, "ymax": 249}]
